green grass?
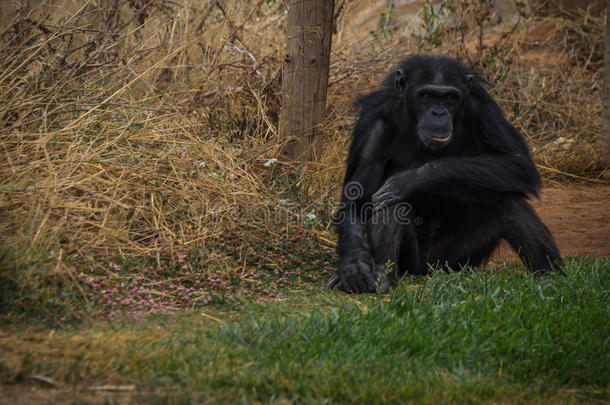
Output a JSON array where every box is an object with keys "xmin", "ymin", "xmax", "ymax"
[{"xmin": 2, "ymin": 258, "xmax": 608, "ymax": 404}]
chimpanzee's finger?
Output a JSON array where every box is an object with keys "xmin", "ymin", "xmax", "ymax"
[{"xmin": 326, "ymin": 273, "xmax": 340, "ymax": 289}]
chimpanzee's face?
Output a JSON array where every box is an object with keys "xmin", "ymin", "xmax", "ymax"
[{"xmin": 413, "ymin": 83, "xmax": 463, "ymax": 150}]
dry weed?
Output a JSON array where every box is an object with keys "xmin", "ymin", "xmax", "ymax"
[{"xmin": 0, "ymin": 0, "xmax": 606, "ymax": 318}]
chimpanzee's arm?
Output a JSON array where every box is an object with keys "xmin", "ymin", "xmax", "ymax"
[
  {"xmin": 372, "ymin": 154, "xmax": 540, "ymax": 207},
  {"xmin": 330, "ymin": 161, "xmax": 387, "ymax": 292},
  {"xmin": 328, "ymin": 119, "xmax": 389, "ymax": 293}
]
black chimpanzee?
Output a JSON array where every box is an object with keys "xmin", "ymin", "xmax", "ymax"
[{"xmin": 327, "ymin": 55, "xmax": 563, "ymax": 294}]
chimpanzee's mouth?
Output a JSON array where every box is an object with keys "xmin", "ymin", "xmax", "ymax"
[
  {"xmin": 420, "ymin": 129, "xmax": 451, "ymax": 143},
  {"xmin": 425, "ymin": 133, "xmax": 450, "ymax": 142}
]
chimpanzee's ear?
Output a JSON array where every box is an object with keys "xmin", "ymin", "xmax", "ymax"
[
  {"xmin": 394, "ymin": 69, "xmax": 406, "ymax": 97},
  {"xmin": 465, "ymin": 74, "xmax": 474, "ymax": 93}
]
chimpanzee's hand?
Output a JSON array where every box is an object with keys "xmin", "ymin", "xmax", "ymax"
[
  {"xmin": 327, "ymin": 248, "xmax": 377, "ymax": 294},
  {"xmin": 371, "ymin": 172, "xmax": 411, "ymax": 210}
]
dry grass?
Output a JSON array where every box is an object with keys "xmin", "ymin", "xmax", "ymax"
[{"xmin": 0, "ymin": 0, "xmax": 607, "ymax": 318}]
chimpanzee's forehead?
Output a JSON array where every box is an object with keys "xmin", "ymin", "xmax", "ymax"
[
  {"xmin": 402, "ymin": 55, "xmax": 470, "ymax": 85},
  {"xmin": 411, "ymin": 67, "xmax": 462, "ymax": 84}
]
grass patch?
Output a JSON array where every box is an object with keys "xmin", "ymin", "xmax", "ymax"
[{"xmin": 2, "ymin": 258, "xmax": 608, "ymax": 403}]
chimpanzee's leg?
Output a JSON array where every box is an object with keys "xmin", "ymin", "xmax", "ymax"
[
  {"xmin": 428, "ymin": 199, "xmax": 562, "ymax": 273},
  {"xmin": 366, "ymin": 203, "xmax": 423, "ymax": 292},
  {"xmin": 502, "ymin": 199, "xmax": 563, "ymax": 272},
  {"xmin": 427, "ymin": 204, "xmax": 504, "ymax": 270}
]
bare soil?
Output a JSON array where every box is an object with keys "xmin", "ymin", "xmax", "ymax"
[
  {"xmin": 492, "ymin": 184, "xmax": 610, "ymax": 263},
  {"xmin": 0, "ymin": 384, "xmax": 138, "ymax": 405}
]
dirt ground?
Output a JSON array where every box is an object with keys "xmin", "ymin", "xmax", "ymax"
[
  {"xmin": 0, "ymin": 384, "xmax": 139, "ymax": 405},
  {"xmin": 491, "ymin": 184, "xmax": 610, "ymax": 263}
]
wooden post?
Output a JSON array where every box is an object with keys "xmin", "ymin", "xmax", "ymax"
[
  {"xmin": 602, "ymin": 0, "xmax": 610, "ymax": 158},
  {"xmin": 280, "ymin": 0, "xmax": 334, "ymax": 161}
]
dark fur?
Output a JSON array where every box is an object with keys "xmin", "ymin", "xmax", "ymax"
[{"xmin": 328, "ymin": 55, "xmax": 563, "ymax": 294}]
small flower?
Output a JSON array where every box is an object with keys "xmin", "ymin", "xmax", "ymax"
[
  {"xmin": 264, "ymin": 158, "xmax": 278, "ymax": 167},
  {"xmin": 306, "ymin": 213, "xmax": 317, "ymax": 220}
]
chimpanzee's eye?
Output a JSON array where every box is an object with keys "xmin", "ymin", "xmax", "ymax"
[{"xmin": 444, "ymin": 93, "xmax": 458, "ymax": 103}]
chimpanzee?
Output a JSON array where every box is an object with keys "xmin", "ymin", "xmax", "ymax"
[{"xmin": 327, "ymin": 55, "xmax": 563, "ymax": 294}]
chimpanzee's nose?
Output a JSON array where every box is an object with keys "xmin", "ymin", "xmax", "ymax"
[{"xmin": 431, "ymin": 106, "xmax": 447, "ymax": 117}]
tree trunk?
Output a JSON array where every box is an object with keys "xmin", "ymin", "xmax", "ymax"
[
  {"xmin": 602, "ymin": 0, "xmax": 610, "ymax": 161},
  {"xmin": 280, "ymin": 0, "xmax": 334, "ymax": 161}
]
